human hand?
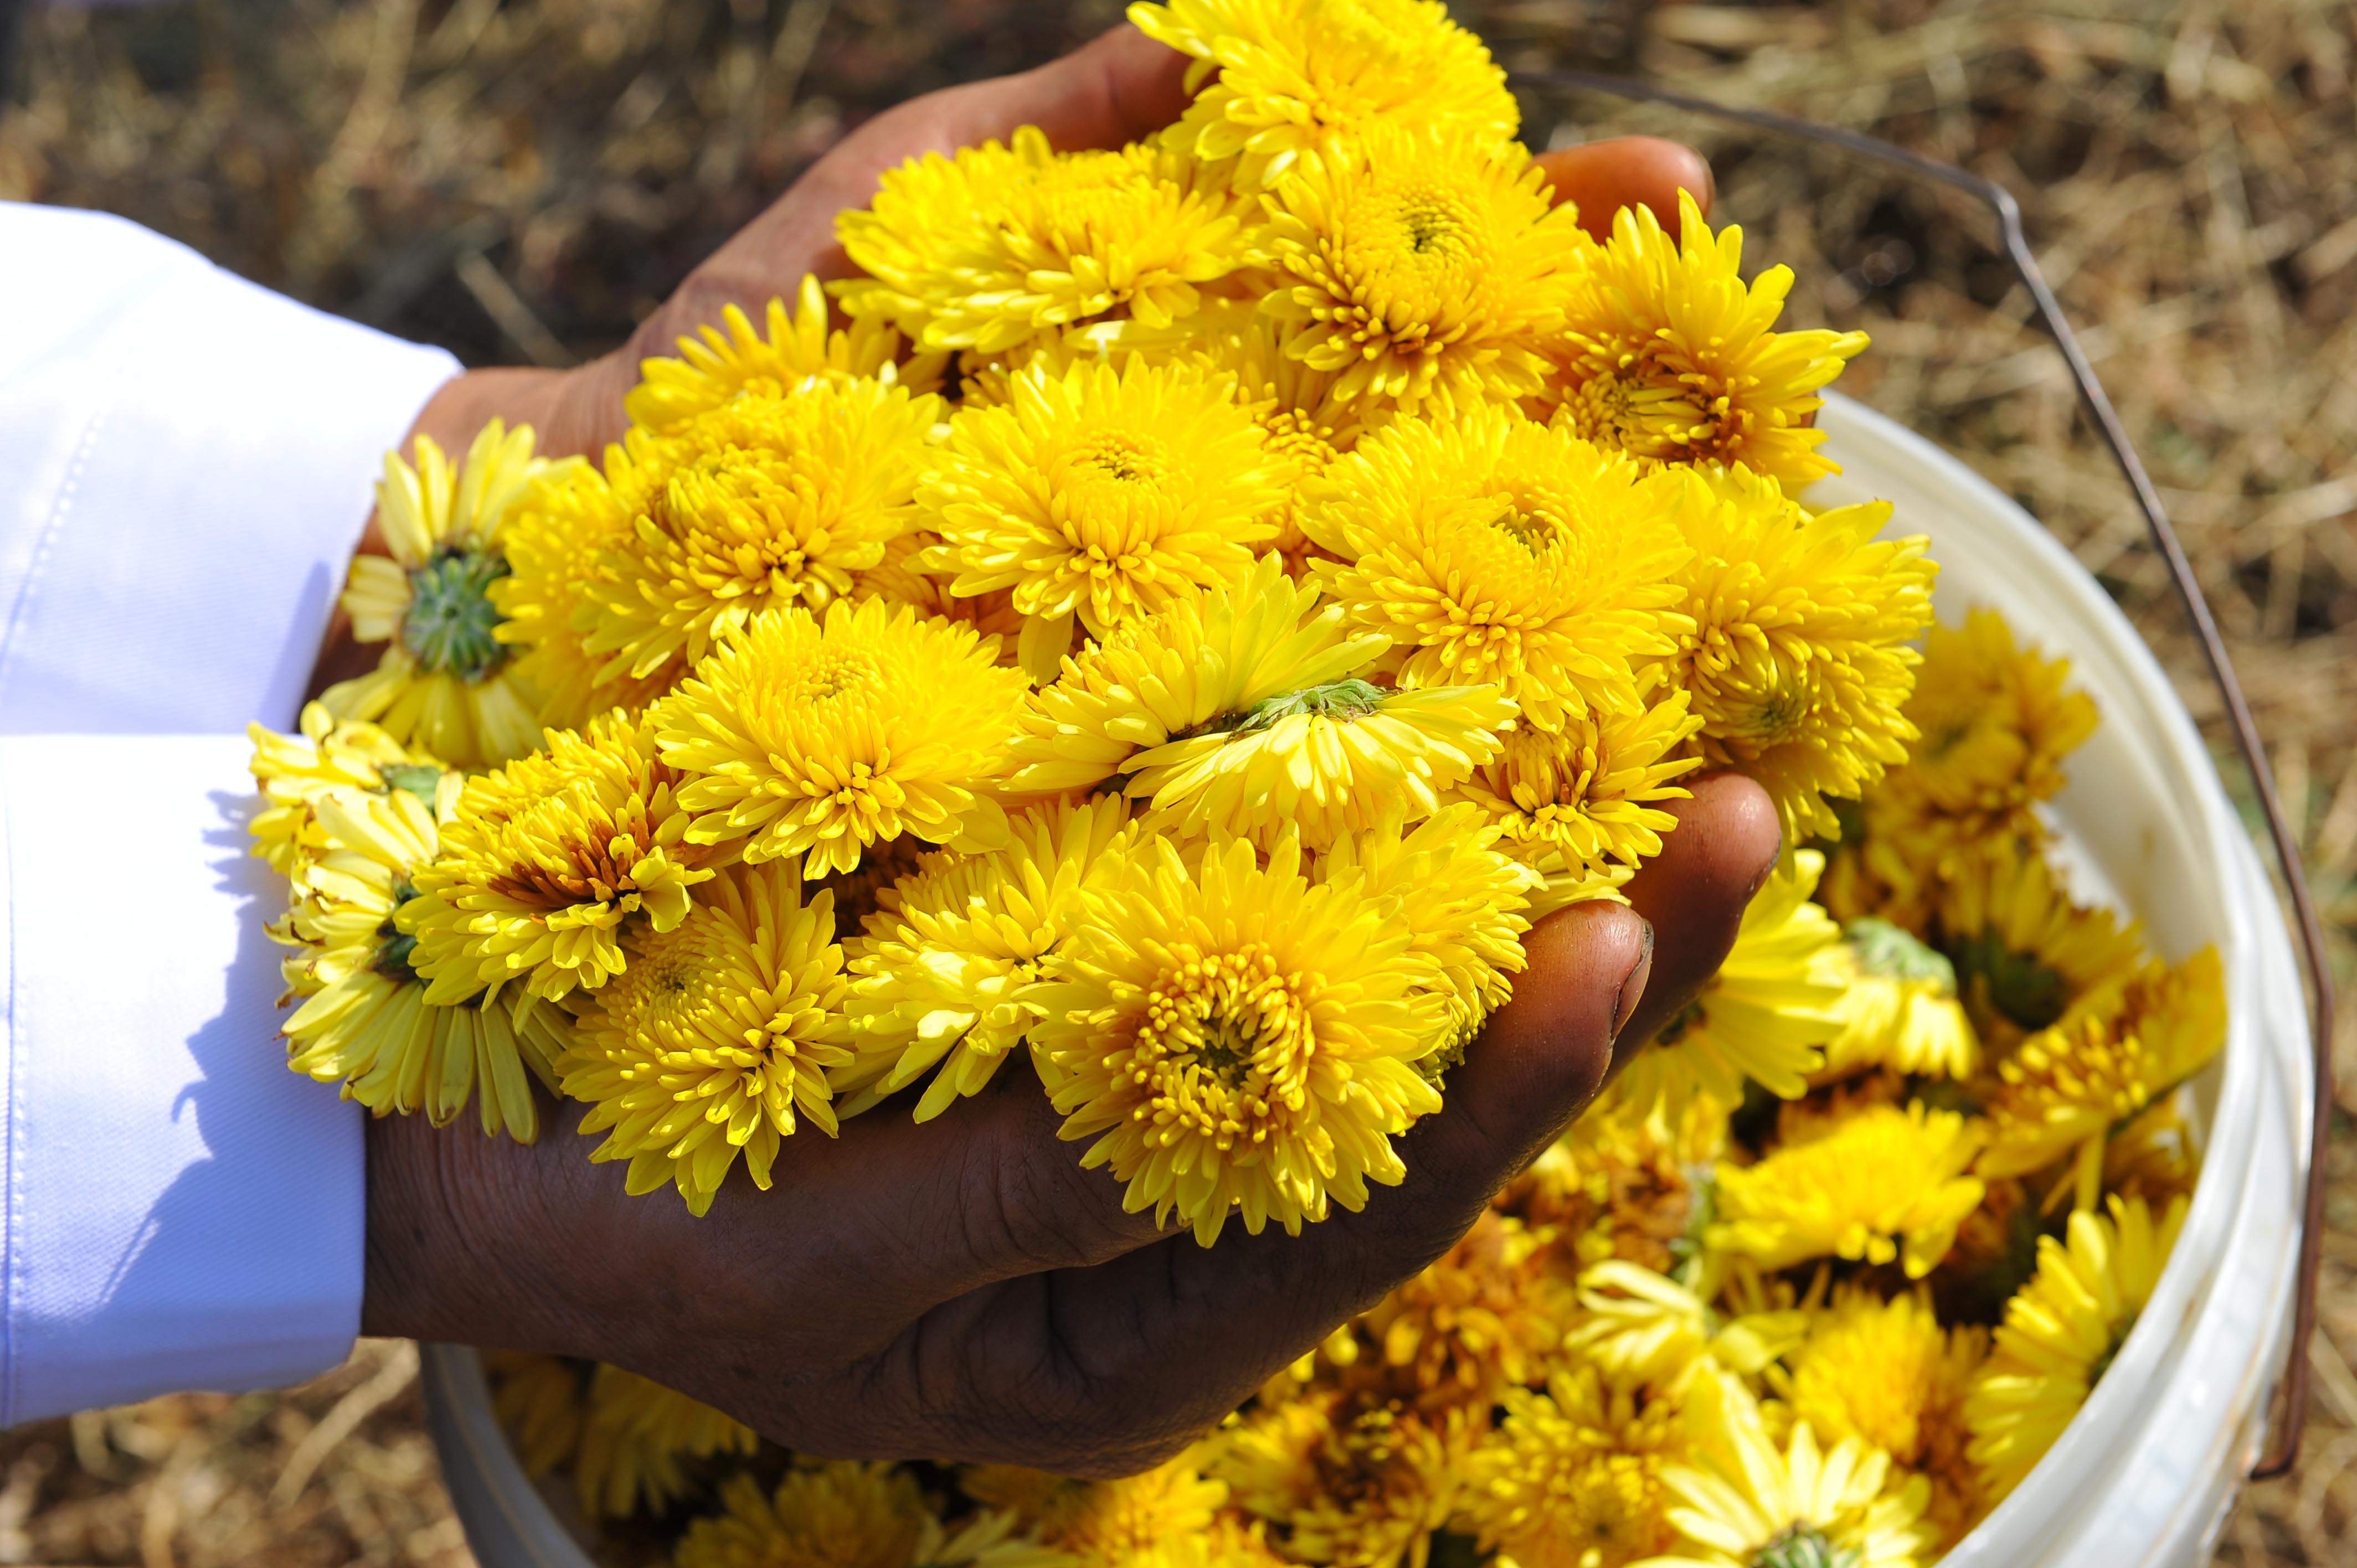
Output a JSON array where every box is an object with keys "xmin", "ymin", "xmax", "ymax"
[
  {"xmin": 399, "ymin": 24, "xmax": 1713, "ymax": 465},
  {"xmin": 360, "ymin": 773, "xmax": 1779, "ymax": 1476}
]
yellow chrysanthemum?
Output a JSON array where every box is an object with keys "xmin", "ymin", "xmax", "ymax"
[
  {"xmin": 1813, "ymin": 918, "xmax": 1979, "ymax": 1081},
  {"xmin": 1461, "ymin": 1363, "xmax": 1689, "ymax": 1568},
  {"xmin": 1975, "ymin": 947, "xmax": 2226, "ymax": 1192},
  {"xmin": 1563, "ymin": 1261, "xmax": 1809, "ymax": 1394},
  {"xmin": 1449, "ymin": 688, "xmax": 1702, "ymax": 884},
  {"xmin": 270, "ymin": 783, "xmax": 567, "ymax": 1141},
  {"xmin": 1216, "ymin": 1397, "xmax": 1476, "ymax": 1568},
  {"xmin": 1650, "ymin": 464, "xmax": 1936, "ymax": 845},
  {"xmin": 1311, "ymin": 804, "xmax": 1537, "ymax": 1057},
  {"xmin": 573, "ymin": 1363, "xmax": 758, "ymax": 1520},
  {"xmin": 1258, "ymin": 122, "xmax": 1581, "ymax": 415},
  {"xmin": 1707, "ymin": 1101, "xmax": 1986, "ymax": 1280},
  {"xmin": 1191, "ymin": 317, "xmax": 1373, "ymax": 563},
  {"xmin": 1782, "ymin": 1288, "xmax": 1985, "ymax": 1549},
  {"xmin": 1504, "ymin": 1084, "xmax": 1727, "ymax": 1275},
  {"xmin": 918, "ymin": 354, "xmax": 1282, "ymax": 678},
  {"xmin": 625, "ymin": 275, "xmax": 936, "ymax": 435},
  {"xmin": 1304, "ymin": 405, "xmax": 1689, "ymax": 731},
  {"xmin": 321, "ymin": 420, "xmax": 571, "ymax": 768},
  {"xmin": 1030, "ymin": 829, "xmax": 1448, "ymax": 1244},
  {"xmin": 561, "ymin": 862, "xmax": 852, "ymax": 1217},
  {"xmin": 1614, "ymin": 851, "xmax": 1845, "ymax": 1120},
  {"xmin": 1545, "ymin": 190, "xmax": 1867, "ymax": 489},
  {"xmin": 1964, "ymin": 1194, "xmax": 2188, "ymax": 1503},
  {"xmin": 837, "ymin": 128, "xmax": 1253, "ymax": 357},
  {"xmin": 1005, "ymin": 553, "xmax": 1387, "ymax": 795},
  {"xmin": 580, "ymin": 378, "xmax": 945, "ymax": 690},
  {"xmin": 838, "ymin": 797, "xmax": 1140, "ymax": 1121},
  {"xmin": 1130, "ymin": 0, "xmax": 1516, "ymax": 190},
  {"xmin": 483, "ymin": 1351, "xmax": 587, "ymax": 1480},
  {"xmin": 491, "ymin": 436, "xmax": 676, "ymax": 731},
  {"xmin": 653, "ymin": 597, "xmax": 1028, "ymax": 874},
  {"xmin": 1841, "ymin": 610, "xmax": 2098, "ymax": 926},
  {"xmin": 677, "ymin": 1463, "xmax": 1061, "ymax": 1568},
  {"xmin": 1322, "ymin": 1209, "xmax": 1570, "ymax": 1411},
  {"xmin": 402, "ymin": 711, "xmax": 717, "ymax": 1005},
  {"xmin": 1933, "ymin": 838, "xmax": 2149, "ymax": 1050},
  {"xmin": 248, "ymin": 701, "xmax": 443, "ymax": 878},
  {"xmin": 965, "ymin": 1453, "xmax": 1227, "ymax": 1568},
  {"xmin": 1643, "ymin": 1374, "xmax": 1934, "ymax": 1568}
]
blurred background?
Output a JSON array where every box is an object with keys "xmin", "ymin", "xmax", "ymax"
[{"xmin": 2, "ymin": 0, "xmax": 2354, "ymax": 1561}]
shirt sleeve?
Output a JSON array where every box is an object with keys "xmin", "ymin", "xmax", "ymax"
[
  {"xmin": 0, "ymin": 734, "xmax": 364, "ymax": 1422},
  {"xmin": 0, "ymin": 200, "xmax": 462, "ymax": 735}
]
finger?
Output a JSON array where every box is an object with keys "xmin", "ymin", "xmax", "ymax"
[
  {"xmin": 1612, "ymin": 770, "xmax": 1783, "ymax": 1061},
  {"xmin": 1535, "ymin": 135, "xmax": 1715, "ymax": 240},
  {"xmin": 868, "ymin": 901, "xmax": 1654, "ymax": 1473}
]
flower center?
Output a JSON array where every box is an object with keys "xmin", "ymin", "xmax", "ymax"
[
  {"xmin": 1137, "ymin": 944, "xmax": 1314, "ymax": 1123},
  {"xmin": 784, "ymin": 648, "xmax": 886, "ymax": 706},
  {"xmin": 403, "ymin": 546, "xmax": 513, "ymax": 683},
  {"xmin": 1753, "ymin": 1525, "xmax": 1860, "ymax": 1568}
]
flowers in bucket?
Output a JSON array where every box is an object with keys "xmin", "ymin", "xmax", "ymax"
[{"xmin": 243, "ymin": 0, "xmax": 2230, "ymax": 1560}]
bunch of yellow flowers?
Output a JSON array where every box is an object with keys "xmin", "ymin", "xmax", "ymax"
[
  {"xmin": 245, "ymin": 0, "xmax": 2231, "ymax": 1557},
  {"xmin": 475, "ymin": 606, "xmax": 2226, "ymax": 1568}
]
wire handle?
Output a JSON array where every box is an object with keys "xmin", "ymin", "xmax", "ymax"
[{"xmin": 1509, "ymin": 67, "xmax": 2337, "ymax": 1482}]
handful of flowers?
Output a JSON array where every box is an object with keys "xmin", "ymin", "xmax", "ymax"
[{"xmin": 244, "ymin": 0, "xmax": 2230, "ymax": 1555}]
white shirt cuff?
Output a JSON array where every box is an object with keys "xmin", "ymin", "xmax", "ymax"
[
  {"xmin": 0, "ymin": 202, "xmax": 461, "ymax": 735},
  {"xmin": 0, "ymin": 734, "xmax": 363, "ymax": 1422}
]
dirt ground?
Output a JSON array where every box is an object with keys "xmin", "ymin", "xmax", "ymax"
[{"xmin": 3, "ymin": 0, "xmax": 2355, "ymax": 1562}]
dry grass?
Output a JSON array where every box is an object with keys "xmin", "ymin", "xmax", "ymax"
[{"xmin": 3, "ymin": 0, "xmax": 2354, "ymax": 1561}]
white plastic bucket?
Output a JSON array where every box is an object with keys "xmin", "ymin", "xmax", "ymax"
[{"xmin": 420, "ymin": 392, "xmax": 2315, "ymax": 1568}]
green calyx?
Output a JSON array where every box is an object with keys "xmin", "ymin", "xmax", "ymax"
[
  {"xmin": 1753, "ymin": 1525, "xmax": 1861, "ymax": 1568},
  {"xmin": 373, "ymin": 881, "xmax": 424, "ymax": 983},
  {"xmin": 381, "ymin": 764, "xmax": 443, "ymax": 809},
  {"xmin": 1947, "ymin": 927, "xmax": 2068, "ymax": 1032},
  {"xmin": 1847, "ymin": 917, "xmax": 1957, "ymax": 991},
  {"xmin": 403, "ymin": 546, "xmax": 514, "ymax": 683},
  {"xmin": 1233, "ymin": 677, "xmax": 1389, "ymax": 735}
]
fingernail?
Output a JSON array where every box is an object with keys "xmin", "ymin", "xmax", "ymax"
[{"xmin": 1612, "ymin": 922, "xmax": 1656, "ymax": 1042}]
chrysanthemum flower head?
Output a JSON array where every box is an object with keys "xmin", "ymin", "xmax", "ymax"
[
  {"xmin": 1544, "ymin": 189, "xmax": 1869, "ymax": 488},
  {"xmin": 1932, "ymin": 837, "xmax": 2147, "ymax": 1050},
  {"xmin": 1460, "ymin": 1360, "xmax": 1689, "ymax": 1568},
  {"xmin": 574, "ymin": 1364, "xmax": 757, "ymax": 1520},
  {"xmin": 1814, "ymin": 917, "xmax": 1979, "ymax": 1081},
  {"xmin": 270, "ymin": 781, "xmax": 568, "ymax": 1141},
  {"xmin": 1214, "ymin": 1394, "xmax": 1477, "ymax": 1568},
  {"xmin": 1615, "ymin": 850, "xmax": 1845, "ymax": 1120},
  {"xmin": 918, "ymin": 354, "xmax": 1283, "ymax": 678},
  {"xmin": 1258, "ymin": 122, "xmax": 1582, "ymax": 416},
  {"xmin": 1449, "ymin": 685, "xmax": 1702, "ymax": 886},
  {"xmin": 322, "ymin": 420, "xmax": 574, "ymax": 768},
  {"xmin": 578, "ymin": 378, "xmax": 943, "ymax": 690},
  {"xmin": 1504, "ymin": 1082, "xmax": 1726, "ymax": 1274},
  {"xmin": 1562, "ymin": 1260, "xmax": 1807, "ymax": 1394},
  {"xmin": 1313, "ymin": 803, "xmax": 1537, "ymax": 1057},
  {"xmin": 1327, "ymin": 1208, "xmax": 1569, "ymax": 1411},
  {"xmin": 1647, "ymin": 1371, "xmax": 1934, "ymax": 1568},
  {"xmin": 676, "ymin": 1462, "xmax": 1063, "ymax": 1568},
  {"xmin": 1030, "ymin": 828, "xmax": 1448, "ymax": 1245},
  {"xmin": 1305, "ymin": 404, "xmax": 1690, "ymax": 731},
  {"xmin": 1005, "ymin": 553, "xmax": 1390, "ymax": 796},
  {"xmin": 626, "ymin": 275, "xmax": 939, "ymax": 436},
  {"xmin": 1708, "ymin": 1100, "xmax": 1987, "ymax": 1279},
  {"xmin": 562, "ymin": 861, "xmax": 852, "ymax": 1216},
  {"xmin": 490, "ymin": 437, "xmax": 678, "ymax": 731},
  {"xmin": 965, "ymin": 1452, "xmax": 1227, "ymax": 1568},
  {"xmin": 402, "ymin": 709, "xmax": 717, "ymax": 1005},
  {"xmin": 838, "ymin": 796, "xmax": 1140, "ymax": 1121},
  {"xmin": 1131, "ymin": 0, "xmax": 1517, "ymax": 190},
  {"xmin": 655, "ymin": 596, "xmax": 1028, "ymax": 874},
  {"xmin": 836, "ymin": 127, "xmax": 1254, "ymax": 358},
  {"xmin": 1975, "ymin": 946, "xmax": 2226, "ymax": 1189},
  {"xmin": 1964, "ymin": 1194, "xmax": 2187, "ymax": 1503},
  {"xmin": 1784, "ymin": 1287, "xmax": 1986, "ymax": 1550},
  {"xmin": 248, "ymin": 701, "xmax": 443, "ymax": 878},
  {"xmin": 1651, "ymin": 463, "xmax": 1936, "ymax": 844}
]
